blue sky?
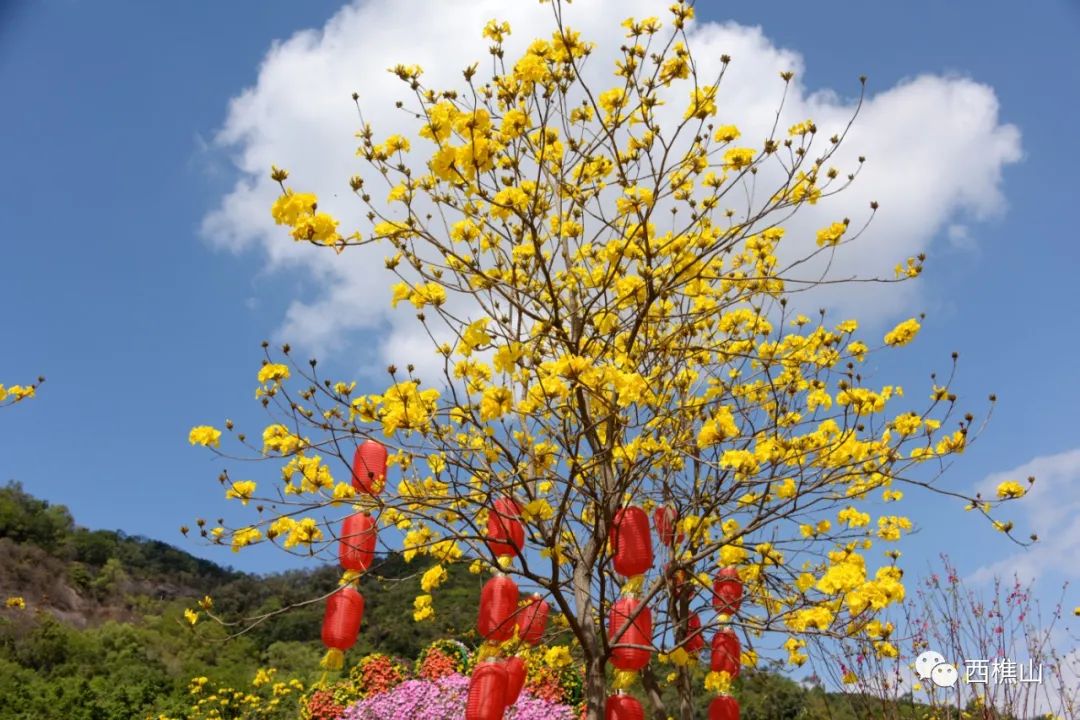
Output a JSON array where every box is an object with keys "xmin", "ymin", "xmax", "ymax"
[{"xmin": 2, "ymin": 0, "xmax": 1078, "ymax": 627}]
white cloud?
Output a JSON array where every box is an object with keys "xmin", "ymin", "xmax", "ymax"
[
  {"xmin": 970, "ymin": 448, "xmax": 1080, "ymax": 584},
  {"xmin": 202, "ymin": 0, "xmax": 1021, "ymax": 377}
]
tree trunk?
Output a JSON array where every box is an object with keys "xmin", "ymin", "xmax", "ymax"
[
  {"xmin": 677, "ymin": 665, "xmax": 694, "ymax": 720},
  {"xmin": 641, "ymin": 665, "xmax": 668, "ymax": 720},
  {"xmin": 583, "ymin": 653, "xmax": 607, "ymax": 720}
]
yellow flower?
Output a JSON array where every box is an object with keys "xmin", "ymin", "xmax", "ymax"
[
  {"xmin": 816, "ymin": 222, "xmax": 847, "ymax": 247},
  {"xmin": 282, "ymin": 518, "xmax": 322, "ymax": 549},
  {"xmin": 184, "ymin": 608, "xmax": 200, "ymax": 626},
  {"xmin": 704, "ymin": 670, "xmax": 732, "ymax": 693},
  {"xmin": 225, "ymin": 481, "xmax": 257, "ymax": 505},
  {"xmin": 412, "ymin": 594, "xmax": 434, "ymax": 622},
  {"xmin": 996, "ymin": 480, "xmax": 1026, "ymax": 499},
  {"xmin": 5, "ymin": 596, "xmax": 26, "ymax": 610},
  {"xmin": 231, "ymin": 526, "xmax": 262, "ymax": 552},
  {"xmin": 257, "ymin": 363, "xmax": 290, "ymax": 384},
  {"xmin": 543, "ymin": 646, "xmax": 573, "ymax": 669},
  {"xmin": 685, "ymin": 87, "xmax": 718, "ymax": 120},
  {"xmin": 612, "ymin": 669, "xmax": 637, "ymax": 690},
  {"xmin": 722, "ymin": 147, "xmax": 755, "ymax": 170},
  {"xmin": 421, "ymin": 564, "xmax": 448, "ymax": 592},
  {"xmin": 668, "ymin": 647, "xmax": 691, "ymax": 666},
  {"xmin": 522, "ymin": 499, "xmax": 554, "ymax": 523},
  {"xmin": 188, "ymin": 425, "xmax": 222, "ymax": 448},
  {"xmin": 713, "ymin": 125, "xmax": 740, "ymax": 143},
  {"xmin": 884, "ymin": 318, "xmax": 921, "ymax": 347},
  {"xmin": 198, "ymin": 595, "xmax": 214, "ymax": 611}
]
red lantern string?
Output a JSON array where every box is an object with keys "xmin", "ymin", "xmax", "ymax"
[
  {"xmin": 608, "ymin": 596, "xmax": 653, "ymax": 671},
  {"xmin": 515, "ymin": 594, "xmax": 549, "ymax": 645},
  {"xmin": 605, "ymin": 693, "xmax": 645, "ymax": 720},
  {"xmin": 486, "ymin": 497, "xmax": 524, "ymax": 558},
  {"xmin": 684, "ymin": 611, "xmax": 706, "ymax": 654},
  {"xmin": 351, "ymin": 439, "xmax": 387, "ymax": 496},
  {"xmin": 466, "ymin": 661, "xmax": 508, "ymax": 720},
  {"xmin": 477, "ymin": 575, "xmax": 520, "ymax": 642},
  {"xmin": 712, "ymin": 566, "xmax": 744, "ymax": 616},
  {"xmin": 503, "ymin": 656, "xmax": 527, "ymax": 706},
  {"xmin": 709, "ymin": 695, "xmax": 740, "ymax": 720},
  {"xmin": 338, "ymin": 512, "xmax": 377, "ymax": 572},
  {"xmin": 710, "ymin": 628, "xmax": 740, "ymax": 676},
  {"xmin": 610, "ymin": 506, "xmax": 653, "ymax": 577}
]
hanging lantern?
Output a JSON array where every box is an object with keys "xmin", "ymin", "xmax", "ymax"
[
  {"xmin": 466, "ymin": 660, "xmax": 508, "ymax": 720},
  {"xmin": 605, "ymin": 693, "xmax": 645, "ymax": 720},
  {"xmin": 653, "ymin": 506, "xmax": 684, "ymax": 547},
  {"xmin": 709, "ymin": 695, "xmax": 740, "ymax": 720},
  {"xmin": 351, "ymin": 439, "xmax": 387, "ymax": 496},
  {"xmin": 710, "ymin": 628, "xmax": 740, "ymax": 676},
  {"xmin": 608, "ymin": 596, "xmax": 653, "ymax": 671},
  {"xmin": 320, "ymin": 586, "xmax": 364, "ymax": 670},
  {"xmin": 712, "ymin": 567, "xmax": 744, "ymax": 616},
  {"xmin": 503, "ymin": 656, "xmax": 527, "ymax": 706},
  {"xmin": 486, "ymin": 497, "xmax": 525, "ymax": 558},
  {"xmin": 684, "ymin": 611, "xmax": 706, "ymax": 654},
  {"xmin": 610, "ymin": 506, "xmax": 653, "ymax": 577},
  {"xmin": 338, "ymin": 512, "xmax": 377, "ymax": 572},
  {"xmin": 515, "ymin": 594, "xmax": 549, "ymax": 645},
  {"xmin": 478, "ymin": 575, "xmax": 520, "ymax": 642}
]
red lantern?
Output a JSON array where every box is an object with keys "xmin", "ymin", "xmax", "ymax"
[
  {"xmin": 321, "ymin": 586, "xmax": 364, "ymax": 651},
  {"xmin": 515, "ymin": 594, "xmax": 549, "ymax": 645},
  {"xmin": 503, "ymin": 656, "xmax": 527, "ymax": 706},
  {"xmin": 710, "ymin": 628, "xmax": 740, "ymax": 676},
  {"xmin": 339, "ymin": 512, "xmax": 377, "ymax": 572},
  {"xmin": 478, "ymin": 575, "xmax": 520, "ymax": 642},
  {"xmin": 608, "ymin": 596, "xmax": 653, "ymax": 671},
  {"xmin": 466, "ymin": 661, "xmax": 508, "ymax": 720},
  {"xmin": 653, "ymin": 506, "xmax": 684, "ymax": 546},
  {"xmin": 610, "ymin": 506, "xmax": 653, "ymax": 577},
  {"xmin": 351, "ymin": 439, "xmax": 387, "ymax": 495},
  {"xmin": 605, "ymin": 693, "xmax": 645, "ymax": 720},
  {"xmin": 486, "ymin": 497, "xmax": 525, "ymax": 558},
  {"xmin": 709, "ymin": 695, "xmax": 740, "ymax": 720},
  {"xmin": 713, "ymin": 567, "xmax": 743, "ymax": 615},
  {"xmin": 684, "ymin": 611, "xmax": 706, "ymax": 654}
]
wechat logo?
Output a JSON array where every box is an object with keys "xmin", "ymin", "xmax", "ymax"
[{"xmin": 915, "ymin": 650, "xmax": 958, "ymax": 688}]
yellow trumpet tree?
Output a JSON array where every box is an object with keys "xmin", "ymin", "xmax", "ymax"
[{"xmin": 191, "ymin": 2, "xmax": 1027, "ymax": 718}]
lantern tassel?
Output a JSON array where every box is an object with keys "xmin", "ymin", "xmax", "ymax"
[
  {"xmin": 612, "ymin": 669, "xmax": 638, "ymax": 690},
  {"xmin": 320, "ymin": 648, "xmax": 345, "ymax": 671}
]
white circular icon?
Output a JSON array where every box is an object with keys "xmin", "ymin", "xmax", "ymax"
[
  {"xmin": 914, "ymin": 650, "xmax": 946, "ymax": 680},
  {"xmin": 930, "ymin": 662, "xmax": 959, "ymax": 688}
]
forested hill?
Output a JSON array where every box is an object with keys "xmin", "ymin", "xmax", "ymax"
[
  {"xmin": 0, "ymin": 480, "xmax": 479, "ymax": 719},
  {"xmin": 0, "ymin": 480, "xmax": 239, "ymax": 625}
]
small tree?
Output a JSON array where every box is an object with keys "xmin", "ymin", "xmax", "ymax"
[
  {"xmin": 190, "ymin": 3, "xmax": 1027, "ymax": 717},
  {"xmin": 815, "ymin": 556, "xmax": 1077, "ymax": 720}
]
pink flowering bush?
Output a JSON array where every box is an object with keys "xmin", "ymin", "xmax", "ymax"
[{"xmin": 339, "ymin": 673, "xmax": 576, "ymax": 720}]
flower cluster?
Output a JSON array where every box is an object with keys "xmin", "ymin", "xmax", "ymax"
[
  {"xmin": 339, "ymin": 673, "xmax": 575, "ymax": 720},
  {"xmin": 351, "ymin": 653, "xmax": 410, "ymax": 697}
]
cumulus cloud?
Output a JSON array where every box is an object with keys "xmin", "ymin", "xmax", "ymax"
[
  {"xmin": 970, "ymin": 448, "xmax": 1080, "ymax": 585},
  {"xmin": 202, "ymin": 0, "xmax": 1021, "ymax": 377}
]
